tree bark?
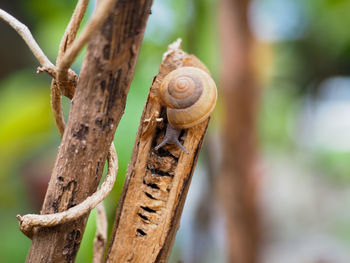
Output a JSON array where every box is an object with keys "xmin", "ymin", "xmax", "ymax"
[
  {"xmin": 26, "ymin": 1, "xmax": 153, "ymax": 262},
  {"xmin": 218, "ymin": 0, "xmax": 261, "ymax": 262},
  {"xmin": 106, "ymin": 46, "xmax": 211, "ymax": 263}
]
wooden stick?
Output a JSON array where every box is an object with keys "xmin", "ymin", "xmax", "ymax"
[
  {"xmin": 106, "ymin": 41, "xmax": 211, "ymax": 263},
  {"xmin": 26, "ymin": 1, "xmax": 153, "ymax": 262}
]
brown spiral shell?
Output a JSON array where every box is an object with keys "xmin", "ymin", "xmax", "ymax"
[{"xmin": 159, "ymin": 66, "xmax": 217, "ymax": 129}]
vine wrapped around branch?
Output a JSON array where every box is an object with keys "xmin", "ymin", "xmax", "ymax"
[
  {"xmin": 0, "ymin": 3, "xmax": 123, "ymax": 261},
  {"xmin": 17, "ymin": 144, "xmax": 118, "ymax": 239}
]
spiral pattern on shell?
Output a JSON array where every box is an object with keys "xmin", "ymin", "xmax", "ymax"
[{"xmin": 159, "ymin": 66, "xmax": 217, "ymax": 129}]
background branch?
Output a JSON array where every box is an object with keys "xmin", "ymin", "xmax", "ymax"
[{"xmin": 218, "ymin": 0, "xmax": 261, "ymax": 262}]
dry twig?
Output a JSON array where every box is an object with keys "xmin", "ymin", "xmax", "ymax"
[
  {"xmin": 56, "ymin": 0, "xmax": 116, "ymax": 86},
  {"xmin": 0, "ymin": 9, "xmax": 78, "ymax": 81},
  {"xmin": 51, "ymin": 0, "xmax": 90, "ymax": 136},
  {"xmin": 0, "ymin": 9, "xmax": 54, "ymax": 72},
  {"xmin": 57, "ymin": 0, "xmax": 90, "ymax": 63},
  {"xmin": 52, "ymin": 0, "xmax": 116, "ymax": 135}
]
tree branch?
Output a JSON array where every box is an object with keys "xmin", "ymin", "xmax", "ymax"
[
  {"xmin": 218, "ymin": 0, "xmax": 261, "ymax": 262},
  {"xmin": 1, "ymin": 2, "xmax": 132, "ymax": 262},
  {"xmin": 26, "ymin": 0, "xmax": 153, "ymax": 261},
  {"xmin": 106, "ymin": 41, "xmax": 211, "ymax": 263}
]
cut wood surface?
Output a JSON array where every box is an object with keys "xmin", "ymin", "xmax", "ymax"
[
  {"xmin": 106, "ymin": 44, "xmax": 211, "ymax": 263},
  {"xmin": 26, "ymin": 1, "xmax": 153, "ymax": 262}
]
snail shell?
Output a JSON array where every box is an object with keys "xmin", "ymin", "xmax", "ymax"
[{"xmin": 159, "ymin": 67, "xmax": 217, "ymax": 129}]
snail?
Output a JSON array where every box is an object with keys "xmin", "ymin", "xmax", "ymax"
[{"xmin": 154, "ymin": 66, "xmax": 217, "ymax": 154}]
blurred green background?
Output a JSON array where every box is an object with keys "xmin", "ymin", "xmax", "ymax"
[{"xmin": 1, "ymin": 0, "xmax": 350, "ymax": 262}]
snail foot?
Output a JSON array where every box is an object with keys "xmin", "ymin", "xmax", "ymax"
[{"xmin": 154, "ymin": 124, "xmax": 189, "ymax": 154}]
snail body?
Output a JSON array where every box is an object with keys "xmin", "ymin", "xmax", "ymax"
[{"xmin": 155, "ymin": 66, "xmax": 217, "ymax": 153}]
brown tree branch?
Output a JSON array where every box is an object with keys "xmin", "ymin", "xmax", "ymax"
[
  {"xmin": 106, "ymin": 41, "xmax": 212, "ymax": 263},
  {"xmin": 218, "ymin": 0, "xmax": 261, "ymax": 262},
  {"xmin": 26, "ymin": 1, "xmax": 153, "ymax": 262},
  {"xmin": 5, "ymin": 2, "xmax": 118, "ymax": 260},
  {"xmin": 1, "ymin": 4, "xmax": 116, "ymax": 253}
]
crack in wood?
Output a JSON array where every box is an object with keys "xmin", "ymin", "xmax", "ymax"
[
  {"xmin": 144, "ymin": 192, "xmax": 157, "ymax": 200},
  {"xmin": 136, "ymin": 228, "xmax": 147, "ymax": 236},
  {"xmin": 103, "ymin": 44, "xmax": 111, "ymax": 60},
  {"xmin": 140, "ymin": 206, "xmax": 157, "ymax": 213},
  {"xmin": 144, "ymin": 181, "xmax": 160, "ymax": 190},
  {"xmin": 147, "ymin": 168, "xmax": 173, "ymax": 177},
  {"xmin": 107, "ymin": 69, "xmax": 122, "ymax": 112},
  {"xmin": 138, "ymin": 213, "xmax": 149, "ymax": 221},
  {"xmin": 51, "ymin": 180, "xmax": 78, "ymax": 213}
]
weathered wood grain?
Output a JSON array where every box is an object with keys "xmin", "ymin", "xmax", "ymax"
[{"xmin": 106, "ymin": 47, "xmax": 211, "ymax": 263}]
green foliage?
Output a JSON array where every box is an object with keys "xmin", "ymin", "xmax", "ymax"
[
  {"xmin": 0, "ymin": 215, "xmax": 31, "ymax": 263},
  {"xmin": 259, "ymin": 0, "xmax": 350, "ymax": 186},
  {"xmin": 0, "ymin": 70, "xmax": 54, "ymax": 208},
  {"xmin": 304, "ymin": 0, "xmax": 350, "ymax": 56},
  {"xmin": 259, "ymin": 82, "xmax": 300, "ymax": 151},
  {"xmin": 314, "ymin": 151, "xmax": 350, "ymax": 182}
]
